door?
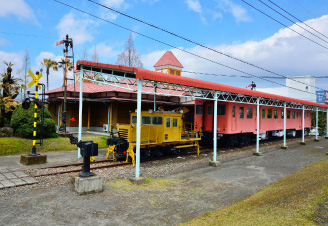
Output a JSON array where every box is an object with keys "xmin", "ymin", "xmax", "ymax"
[{"xmin": 231, "ymin": 105, "xmax": 236, "ymax": 131}]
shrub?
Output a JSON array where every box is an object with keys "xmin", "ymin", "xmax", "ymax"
[{"xmin": 11, "ymin": 104, "xmax": 57, "ymax": 138}]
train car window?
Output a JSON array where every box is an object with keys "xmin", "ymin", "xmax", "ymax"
[
  {"xmin": 142, "ymin": 116, "xmax": 151, "ymax": 125},
  {"xmin": 247, "ymin": 107, "xmax": 253, "ymax": 119},
  {"xmin": 267, "ymin": 109, "xmax": 272, "ymax": 119},
  {"xmin": 292, "ymin": 111, "xmax": 295, "ymax": 119},
  {"xmin": 166, "ymin": 118, "xmax": 171, "ymax": 128},
  {"xmin": 274, "ymin": 110, "xmax": 278, "ymax": 119},
  {"xmin": 239, "ymin": 107, "xmax": 244, "ymax": 119},
  {"xmin": 281, "ymin": 110, "xmax": 284, "ymax": 119},
  {"xmin": 207, "ymin": 105, "xmax": 213, "ymax": 115},
  {"xmin": 173, "ymin": 118, "xmax": 178, "ymax": 127},
  {"xmin": 307, "ymin": 112, "xmax": 309, "ymax": 117},
  {"xmin": 196, "ymin": 105, "xmax": 203, "ymax": 115},
  {"xmin": 287, "ymin": 111, "xmax": 290, "ymax": 119},
  {"xmin": 132, "ymin": 116, "xmax": 137, "ymax": 124},
  {"xmin": 152, "ymin": 116, "xmax": 163, "ymax": 125},
  {"xmin": 232, "ymin": 105, "xmax": 235, "ymax": 118},
  {"xmin": 296, "ymin": 112, "xmax": 299, "ymax": 119},
  {"xmin": 262, "ymin": 109, "xmax": 265, "ymax": 119},
  {"xmin": 218, "ymin": 104, "xmax": 226, "ymax": 115}
]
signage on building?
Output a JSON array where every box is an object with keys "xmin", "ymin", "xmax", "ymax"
[{"xmin": 316, "ymin": 90, "xmax": 328, "ymax": 103}]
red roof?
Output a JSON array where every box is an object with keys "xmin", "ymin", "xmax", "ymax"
[
  {"xmin": 76, "ymin": 60, "xmax": 328, "ymax": 109},
  {"xmin": 153, "ymin": 51, "xmax": 184, "ymax": 68}
]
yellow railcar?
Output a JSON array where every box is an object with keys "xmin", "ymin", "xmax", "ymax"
[{"xmin": 106, "ymin": 107, "xmax": 200, "ymax": 166}]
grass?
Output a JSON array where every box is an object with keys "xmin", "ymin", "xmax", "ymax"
[
  {"xmin": 107, "ymin": 178, "xmax": 178, "ymax": 191},
  {"xmin": 181, "ymin": 157, "xmax": 328, "ymax": 226},
  {"xmin": 0, "ymin": 136, "xmax": 108, "ymax": 156}
]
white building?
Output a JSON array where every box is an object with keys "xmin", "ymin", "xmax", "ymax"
[{"xmin": 257, "ymin": 75, "xmax": 316, "ymax": 102}]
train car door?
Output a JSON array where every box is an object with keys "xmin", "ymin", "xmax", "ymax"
[
  {"xmin": 231, "ymin": 105, "xmax": 236, "ymax": 131},
  {"xmin": 204, "ymin": 103, "xmax": 213, "ymax": 132},
  {"xmin": 172, "ymin": 117, "xmax": 180, "ymax": 140}
]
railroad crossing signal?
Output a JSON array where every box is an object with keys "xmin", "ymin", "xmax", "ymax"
[{"xmin": 28, "ymin": 69, "xmax": 42, "ymax": 89}]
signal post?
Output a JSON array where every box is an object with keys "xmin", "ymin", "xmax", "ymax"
[{"xmin": 20, "ymin": 70, "xmax": 47, "ymax": 165}]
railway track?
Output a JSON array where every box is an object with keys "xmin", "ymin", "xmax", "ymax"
[{"xmin": 31, "ymin": 136, "xmax": 306, "ymax": 178}]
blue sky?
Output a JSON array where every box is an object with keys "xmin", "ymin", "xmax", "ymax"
[{"xmin": 1, "ymin": 0, "xmax": 328, "ymax": 92}]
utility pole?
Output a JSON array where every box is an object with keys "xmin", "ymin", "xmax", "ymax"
[{"xmin": 56, "ymin": 34, "xmax": 73, "ymax": 133}]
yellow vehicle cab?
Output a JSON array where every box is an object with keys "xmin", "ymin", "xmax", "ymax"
[{"xmin": 106, "ymin": 107, "xmax": 200, "ymax": 166}]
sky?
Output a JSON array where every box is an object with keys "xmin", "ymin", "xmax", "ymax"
[{"xmin": 1, "ymin": 0, "xmax": 328, "ymax": 94}]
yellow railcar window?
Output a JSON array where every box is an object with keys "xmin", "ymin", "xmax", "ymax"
[
  {"xmin": 166, "ymin": 118, "xmax": 171, "ymax": 128},
  {"xmin": 152, "ymin": 116, "xmax": 163, "ymax": 125},
  {"xmin": 173, "ymin": 119, "xmax": 178, "ymax": 127},
  {"xmin": 142, "ymin": 116, "xmax": 151, "ymax": 125},
  {"xmin": 132, "ymin": 116, "xmax": 136, "ymax": 124}
]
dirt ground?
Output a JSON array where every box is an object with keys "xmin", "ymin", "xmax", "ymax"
[{"xmin": 0, "ymin": 138, "xmax": 328, "ymax": 226}]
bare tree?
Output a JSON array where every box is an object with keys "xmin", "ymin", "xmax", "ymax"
[
  {"xmin": 116, "ymin": 33, "xmax": 143, "ymax": 68},
  {"xmin": 91, "ymin": 46, "xmax": 99, "ymax": 62},
  {"xmin": 22, "ymin": 48, "xmax": 30, "ymax": 99},
  {"xmin": 83, "ymin": 49, "xmax": 88, "ymax": 61}
]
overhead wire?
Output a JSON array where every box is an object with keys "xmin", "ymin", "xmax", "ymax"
[
  {"xmin": 53, "ymin": 0, "xmax": 319, "ymax": 96},
  {"xmin": 258, "ymin": 0, "xmax": 328, "ymax": 44},
  {"xmin": 0, "ymin": 31, "xmax": 57, "ymax": 39},
  {"xmin": 267, "ymin": 0, "xmax": 328, "ymax": 40},
  {"xmin": 87, "ymin": 0, "xmax": 327, "ymax": 92}
]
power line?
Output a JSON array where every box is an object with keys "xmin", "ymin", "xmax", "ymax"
[
  {"xmin": 258, "ymin": 0, "xmax": 328, "ymax": 44},
  {"xmin": 87, "ymin": 0, "xmax": 327, "ymax": 92},
  {"xmin": 267, "ymin": 0, "xmax": 328, "ymax": 40},
  {"xmin": 53, "ymin": 0, "xmax": 321, "ymax": 96},
  {"xmin": 241, "ymin": 0, "xmax": 328, "ymax": 50}
]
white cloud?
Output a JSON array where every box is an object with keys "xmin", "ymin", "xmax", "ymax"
[
  {"xmin": 0, "ymin": 38, "xmax": 8, "ymax": 46},
  {"xmin": 217, "ymin": 0, "xmax": 252, "ymax": 23},
  {"xmin": 92, "ymin": 43, "xmax": 120, "ymax": 60},
  {"xmin": 186, "ymin": 0, "xmax": 202, "ymax": 13},
  {"xmin": 0, "ymin": 0, "xmax": 40, "ymax": 26},
  {"xmin": 99, "ymin": 0, "xmax": 129, "ymax": 20},
  {"xmin": 56, "ymin": 13, "xmax": 97, "ymax": 45},
  {"xmin": 141, "ymin": 15, "xmax": 328, "ymax": 89}
]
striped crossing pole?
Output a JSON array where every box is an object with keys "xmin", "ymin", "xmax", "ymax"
[{"xmin": 31, "ymin": 72, "xmax": 40, "ymax": 156}]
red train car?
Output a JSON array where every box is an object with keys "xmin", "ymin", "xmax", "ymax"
[{"xmin": 194, "ymin": 100, "xmax": 311, "ymax": 146}]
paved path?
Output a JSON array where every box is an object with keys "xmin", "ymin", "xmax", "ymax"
[{"xmin": 0, "ymin": 167, "xmax": 37, "ymax": 189}]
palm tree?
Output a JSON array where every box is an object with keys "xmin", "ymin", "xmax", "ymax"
[{"xmin": 40, "ymin": 58, "xmax": 58, "ymax": 91}]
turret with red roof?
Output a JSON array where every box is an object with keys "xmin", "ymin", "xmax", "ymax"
[{"xmin": 153, "ymin": 51, "xmax": 183, "ymax": 76}]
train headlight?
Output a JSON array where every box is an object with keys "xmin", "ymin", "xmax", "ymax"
[
  {"xmin": 179, "ymin": 110, "xmax": 183, "ymax": 114},
  {"xmin": 149, "ymin": 109, "xmax": 153, "ymax": 114},
  {"xmin": 116, "ymin": 123, "xmax": 119, "ymax": 127}
]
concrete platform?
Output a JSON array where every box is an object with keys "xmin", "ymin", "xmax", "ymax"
[
  {"xmin": 209, "ymin": 161, "xmax": 220, "ymax": 167},
  {"xmin": 74, "ymin": 174, "xmax": 103, "ymax": 195},
  {"xmin": 0, "ymin": 167, "xmax": 37, "ymax": 189},
  {"xmin": 20, "ymin": 154, "xmax": 47, "ymax": 165},
  {"xmin": 129, "ymin": 177, "xmax": 146, "ymax": 184}
]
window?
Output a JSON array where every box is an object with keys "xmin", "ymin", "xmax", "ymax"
[
  {"xmin": 292, "ymin": 111, "xmax": 295, "ymax": 119},
  {"xmin": 132, "ymin": 116, "xmax": 136, "ymax": 124},
  {"xmin": 247, "ymin": 107, "xmax": 253, "ymax": 119},
  {"xmin": 196, "ymin": 105, "xmax": 203, "ymax": 115},
  {"xmin": 207, "ymin": 105, "xmax": 213, "ymax": 115},
  {"xmin": 307, "ymin": 112, "xmax": 309, "ymax": 117},
  {"xmin": 281, "ymin": 110, "xmax": 284, "ymax": 119},
  {"xmin": 296, "ymin": 112, "xmax": 299, "ymax": 119},
  {"xmin": 173, "ymin": 118, "xmax": 178, "ymax": 127},
  {"xmin": 142, "ymin": 116, "xmax": 151, "ymax": 125},
  {"xmin": 218, "ymin": 104, "xmax": 226, "ymax": 115},
  {"xmin": 152, "ymin": 116, "xmax": 163, "ymax": 125},
  {"xmin": 232, "ymin": 105, "xmax": 235, "ymax": 118},
  {"xmin": 287, "ymin": 111, "xmax": 290, "ymax": 119},
  {"xmin": 239, "ymin": 107, "xmax": 244, "ymax": 119},
  {"xmin": 267, "ymin": 109, "xmax": 272, "ymax": 119},
  {"xmin": 262, "ymin": 109, "xmax": 266, "ymax": 119},
  {"xmin": 274, "ymin": 110, "xmax": 278, "ymax": 119},
  {"xmin": 166, "ymin": 118, "xmax": 170, "ymax": 128}
]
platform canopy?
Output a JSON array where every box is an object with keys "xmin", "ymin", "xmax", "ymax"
[{"xmin": 76, "ymin": 60, "xmax": 328, "ymax": 110}]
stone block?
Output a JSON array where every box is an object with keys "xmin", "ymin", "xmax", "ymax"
[
  {"xmin": 74, "ymin": 175, "xmax": 103, "ymax": 195},
  {"xmin": 11, "ymin": 178, "xmax": 26, "ymax": 186},
  {"xmin": 253, "ymin": 152, "xmax": 262, "ymax": 156},
  {"xmin": 21, "ymin": 177, "xmax": 38, "ymax": 185},
  {"xmin": 314, "ymin": 139, "xmax": 320, "ymax": 142},
  {"xmin": 1, "ymin": 180, "xmax": 15, "ymax": 188},
  {"xmin": 20, "ymin": 154, "xmax": 47, "ymax": 165},
  {"xmin": 281, "ymin": 146, "xmax": 288, "ymax": 150},
  {"xmin": 209, "ymin": 161, "xmax": 220, "ymax": 167},
  {"xmin": 3, "ymin": 173, "xmax": 17, "ymax": 179},
  {"xmin": 129, "ymin": 177, "xmax": 146, "ymax": 185},
  {"xmin": 0, "ymin": 182, "xmax": 4, "ymax": 189},
  {"xmin": 300, "ymin": 142, "xmax": 307, "ymax": 145}
]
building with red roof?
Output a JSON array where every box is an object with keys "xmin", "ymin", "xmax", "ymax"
[{"xmin": 154, "ymin": 51, "xmax": 183, "ymax": 76}]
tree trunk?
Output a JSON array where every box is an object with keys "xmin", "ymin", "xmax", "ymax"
[
  {"xmin": 47, "ymin": 68, "xmax": 50, "ymax": 91},
  {"xmin": 0, "ymin": 105, "xmax": 5, "ymax": 127}
]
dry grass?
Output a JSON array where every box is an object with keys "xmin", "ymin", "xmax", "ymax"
[
  {"xmin": 0, "ymin": 136, "xmax": 108, "ymax": 155},
  {"xmin": 182, "ymin": 157, "xmax": 328, "ymax": 226},
  {"xmin": 107, "ymin": 178, "xmax": 179, "ymax": 191}
]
